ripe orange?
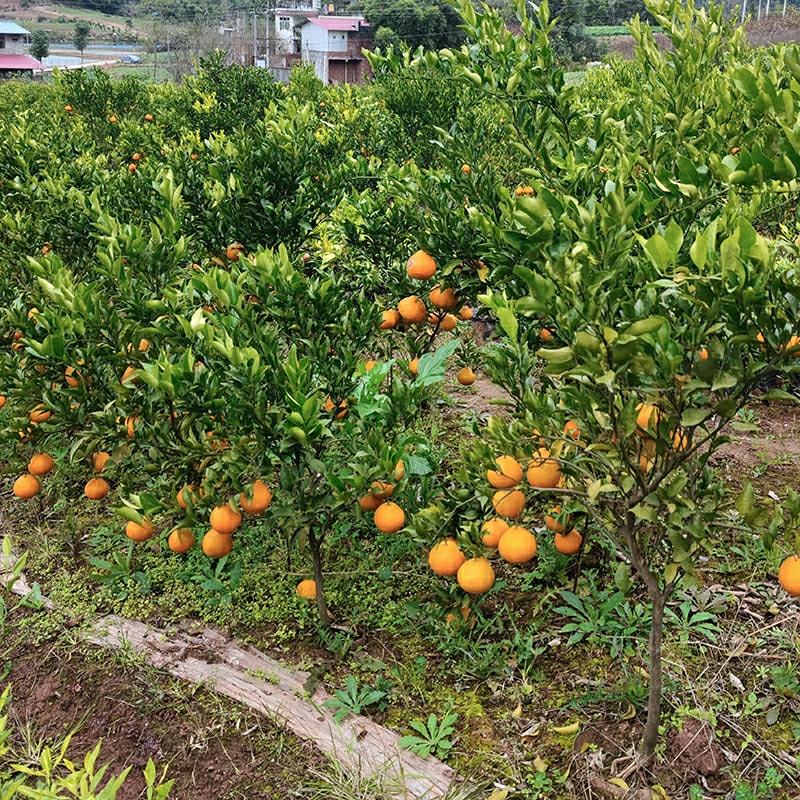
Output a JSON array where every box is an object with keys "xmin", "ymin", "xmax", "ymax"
[
  {"xmin": 92, "ymin": 451, "xmax": 110, "ymax": 472},
  {"xmin": 487, "ymin": 455, "xmax": 523, "ymax": 489},
  {"xmin": 492, "ymin": 489, "xmax": 525, "ymax": 519},
  {"xmin": 515, "ymin": 185, "xmax": 535, "ymax": 197},
  {"xmin": 563, "ymin": 420, "xmax": 580, "ymax": 441},
  {"xmin": 125, "ymin": 415, "xmax": 138, "ymax": 437},
  {"xmin": 176, "ymin": 483, "xmax": 195, "ymax": 509},
  {"xmin": 323, "ymin": 396, "xmax": 348, "ymax": 419},
  {"xmin": 785, "ymin": 335, "xmax": 800, "ymax": 356},
  {"xmin": 539, "ymin": 328, "xmax": 554, "ymax": 342},
  {"xmin": 406, "ymin": 250, "xmax": 437, "ymax": 280},
  {"xmin": 128, "ymin": 163, "xmax": 137, "ymax": 173},
  {"xmin": 408, "ymin": 358, "xmax": 420, "ymax": 376},
  {"xmin": 210, "ymin": 504, "xmax": 242, "ymax": 535},
  {"xmin": 226, "ymin": 242, "xmax": 245, "ymax": 261},
  {"xmin": 370, "ymin": 481, "xmax": 394, "ymax": 501},
  {"xmin": 461, "ymin": 164, "xmax": 471, "ymax": 175},
  {"xmin": 168, "ymin": 528, "xmax": 195, "ymax": 553},
  {"xmin": 428, "ymin": 538, "xmax": 466, "ymax": 576},
  {"xmin": 132, "ymin": 152, "xmax": 142, "ymax": 162},
  {"xmin": 0, "ymin": 395, "xmax": 6, "ymax": 409},
  {"xmin": 380, "ymin": 310, "xmax": 400, "ymax": 329},
  {"xmin": 481, "ymin": 518, "xmax": 509, "ymax": 547},
  {"xmin": 144, "ymin": 113, "xmax": 154, "ymax": 122},
  {"xmin": 498, "ymin": 526, "xmax": 537, "ymax": 564},
  {"xmin": 398, "ymin": 296, "xmax": 427, "ymax": 324},
  {"xmin": 41, "ymin": 243, "xmax": 52, "ymax": 255},
  {"xmin": 13, "ymin": 474, "xmax": 40, "ymax": 500},
  {"xmin": 65, "ymin": 366, "xmax": 81, "ymax": 387},
  {"xmin": 446, "ymin": 606, "xmax": 472, "ymax": 626},
  {"xmin": 457, "ymin": 557, "xmax": 495, "ymax": 594},
  {"xmin": 672, "ymin": 429, "xmax": 689, "ymax": 450},
  {"xmin": 527, "ymin": 448, "xmax": 561, "ymax": 489},
  {"xmin": 636, "ymin": 402, "xmax": 660, "ymax": 434},
  {"xmin": 438, "ymin": 314, "xmax": 457, "ymax": 332},
  {"xmin": 394, "ymin": 459, "xmax": 405, "ymax": 481},
  {"xmin": 429, "ymin": 286, "xmax": 458, "ymax": 310},
  {"xmin": 697, "ymin": 348, "xmax": 709, "ymax": 361},
  {"xmin": 456, "ymin": 306, "xmax": 473, "ymax": 321},
  {"xmin": 138, "ymin": 338, "xmax": 150, "ymax": 352},
  {"xmin": 238, "ymin": 480, "xmax": 273, "ymax": 514},
  {"xmin": 121, "ymin": 365, "xmax": 138, "ymax": 384},
  {"xmin": 545, "ymin": 506, "xmax": 567, "ymax": 534},
  {"xmin": 64, "ymin": 104, "xmax": 73, "ymax": 113},
  {"xmin": 554, "ymin": 530, "xmax": 583, "ymax": 555},
  {"xmin": 108, "ymin": 115, "xmax": 118, "ymax": 124},
  {"xmin": 457, "ymin": 367, "xmax": 476, "ymax": 386},
  {"xmin": 202, "ymin": 528, "xmax": 233, "ymax": 558},
  {"xmin": 28, "ymin": 453, "xmax": 54, "ymax": 476},
  {"xmin": 364, "ymin": 359, "xmax": 378, "ymax": 372},
  {"xmin": 84, "ymin": 477, "xmax": 110, "ymax": 500},
  {"xmin": 296, "ymin": 579, "xmax": 317, "ymax": 599},
  {"xmin": 374, "ymin": 501, "xmax": 405, "ymax": 533},
  {"xmin": 125, "ymin": 518, "xmax": 155, "ymax": 542},
  {"xmin": 29, "ymin": 406, "xmax": 51, "ymax": 424},
  {"xmin": 778, "ymin": 555, "xmax": 800, "ymax": 597},
  {"xmin": 358, "ymin": 493, "xmax": 382, "ymax": 511}
]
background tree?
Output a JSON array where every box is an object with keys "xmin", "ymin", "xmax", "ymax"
[
  {"xmin": 29, "ymin": 30, "xmax": 49, "ymax": 65},
  {"xmin": 73, "ymin": 22, "xmax": 91, "ymax": 64},
  {"xmin": 363, "ymin": 0, "xmax": 464, "ymax": 50}
]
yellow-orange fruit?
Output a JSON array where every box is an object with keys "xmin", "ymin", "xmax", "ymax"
[
  {"xmin": 209, "ymin": 505, "xmax": 242, "ymax": 535},
  {"xmin": 323, "ymin": 396, "xmax": 348, "ymax": 420},
  {"xmin": 364, "ymin": 359, "xmax": 378, "ymax": 372},
  {"xmin": 84, "ymin": 477, "xmax": 110, "ymax": 500},
  {"xmin": 406, "ymin": 250, "xmax": 437, "ymax": 280},
  {"xmin": 527, "ymin": 448, "xmax": 561, "ymax": 489},
  {"xmin": 125, "ymin": 518, "xmax": 155, "ymax": 542},
  {"xmin": 296, "ymin": 579, "xmax": 317, "ymax": 599},
  {"xmin": 125, "ymin": 415, "xmax": 138, "ymax": 438},
  {"xmin": 380, "ymin": 310, "xmax": 400, "ymax": 329},
  {"xmin": 202, "ymin": 528, "xmax": 233, "ymax": 558},
  {"xmin": 0, "ymin": 395, "xmax": 6, "ymax": 409},
  {"xmin": 438, "ymin": 314, "xmax": 457, "ymax": 332},
  {"xmin": 778, "ymin": 555, "xmax": 800, "ymax": 597},
  {"xmin": 539, "ymin": 328, "xmax": 554, "ymax": 342},
  {"xmin": 238, "ymin": 480, "xmax": 273, "ymax": 514},
  {"xmin": 128, "ymin": 163, "xmax": 137, "ymax": 173},
  {"xmin": 28, "ymin": 453, "xmax": 54, "ymax": 476},
  {"xmin": 429, "ymin": 286, "xmax": 458, "ymax": 310},
  {"xmin": 398, "ymin": 296, "xmax": 427, "ymax": 325},
  {"xmin": 698, "ymin": 348, "xmax": 709, "ymax": 361},
  {"xmin": 358, "ymin": 493, "xmax": 382, "ymax": 511},
  {"xmin": 226, "ymin": 242, "xmax": 245, "ymax": 261},
  {"xmin": 563, "ymin": 420, "xmax": 580, "ymax": 441},
  {"xmin": 554, "ymin": 530, "xmax": 583, "ymax": 555},
  {"xmin": 121, "ymin": 365, "xmax": 137, "ymax": 384},
  {"xmin": 481, "ymin": 518, "xmax": 509, "ymax": 548},
  {"xmin": 461, "ymin": 164, "xmax": 471, "ymax": 175},
  {"xmin": 13, "ymin": 474, "xmax": 40, "ymax": 499},
  {"xmin": 456, "ymin": 305, "xmax": 473, "ymax": 321},
  {"xmin": 144, "ymin": 113, "xmax": 154, "ymax": 122},
  {"xmin": 394, "ymin": 459, "xmax": 405, "ymax": 481},
  {"xmin": 445, "ymin": 606, "xmax": 472, "ymax": 625},
  {"xmin": 672, "ymin": 429, "xmax": 689, "ymax": 451},
  {"xmin": 65, "ymin": 366, "xmax": 81, "ymax": 387},
  {"xmin": 515, "ymin": 185, "xmax": 535, "ymax": 197},
  {"xmin": 131, "ymin": 152, "xmax": 142, "ymax": 162},
  {"xmin": 457, "ymin": 367, "xmax": 476, "ymax": 386},
  {"xmin": 428, "ymin": 538, "xmax": 466, "ymax": 576},
  {"xmin": 457, "ymin": 557, "xmax": 495, "ymax": 594},
  {"xmin": 176, "ymin": 484, "xmax": 196, "ymax": 509},
  {"xmin": 492, "ymin": 489, "xmax": 525, "ymax": 519},
  {"xmin": 65, "ymin": 104, "xmax": 73, "ymax": 112},
  {"xmin": 498, "ymin": 526, "xmax": 537, "ymax": 564},
  {"xmin": 138, "ymin": 338, "xmax": 150, "ymax": 352},
  {"xmin": 408, "ymin": 358, "xmax": 420, "ymax": 376},
  {"xmin": 92, "ymin": 451, "xmax": 111, "ymax": 473},
  {"xmin": 370, "ymin": 481, "xmax": 394, "ymax": 501},
  {"xmin": 487, "ymin": 455, "xmax": 523, "ymax": 489},
  {"xmin": 108, "ymin": 114, "xmax": 118, "ymax": 124},
  {"xmin": 168, "ymin": 528, "xmax": 195, "ymax": 553},
  {"xmin": 29, "ymin": 406, "xmax": 51, "ymax": 424},
  {"xmin": 374, "ymin": 501, "xmax": 405, "ymax": 533},
  {"xmin": 545, "ymin": 506, "xmax": 567, "ymax": 534},
  {"xmin": 636, "ymin": 402, "xmax": 661, "ymax": 434}
]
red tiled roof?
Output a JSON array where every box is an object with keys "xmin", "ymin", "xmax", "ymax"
[
  {"xmin": 307, "ymin": 16, "xmax": 365, "ymax": 31},
  {"xmin": 0, "ymin": 54, "xmax": 41, "ymax": 70}
]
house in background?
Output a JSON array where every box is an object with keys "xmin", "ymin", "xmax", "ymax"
[
  {"xmin": 298, "ymin": 15, "xmax": 371, "ymax": 84},
  {"xmin": 0, "ymin": 21, "xmax": 41, "ymax": 78}
]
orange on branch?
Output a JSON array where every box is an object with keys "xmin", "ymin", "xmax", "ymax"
[
  {"xmin": 481, "ymin": 518, "xmax": 509, "ymax": 548},
  {"xmin": 498, "ymin": 526, "xmax": 537, "ymax": 564},
  {"xmin": 374, "ymin": 501, "xmax": 405, "ymax": 533},
  {"xmin": 457, "ymin": 557, "xmax": 495, "ymax": 594},
  {"xmin": 210, "ymin": 505, "xmax": 242, "ymax": 535},
  {"xmin": 428, "ymin": 538, "xmax": 466, "ymax": 576},
  {"xmin": 487, "ymin": 455, "xmax": 523, "ymax": 489}
]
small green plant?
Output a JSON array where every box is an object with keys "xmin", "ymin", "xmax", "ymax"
[
  {"xmin": 398, "ymin": 712, "xmax": 458, "ymax": 760},
  {"xmin": 732, "ymin": 767, "xmax": 784, "ymax": 800},
  {"xmin": 323, "ymin": 676, "xmax": 387, "ymax": 723},
  {"xmin": 665, "ymin": 599, "xmax": 720, "ymax": 643},
  {"xmin": 178, "ymin": 556, "xmax": 242, "ymax": 608},
  {"xmin": 89, "ymin": 546, "xmax": 151, "ymax": 600}
]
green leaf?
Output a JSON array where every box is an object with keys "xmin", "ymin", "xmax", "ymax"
[
  {"xmin": 680, "ymin": 407, "xmax": 711, "ymax": 427},
  {"xmin": 642, "ymin": 233, "xmax": 672, "ymax": 270},
  {"xmin": 416, "ymin": 339, "xmax": 459, "ymax": 386},
  {"xmin": 735, "ymin": 482, "xmax": 755, "ymax": 518}
]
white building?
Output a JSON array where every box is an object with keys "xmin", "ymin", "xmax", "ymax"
[
  {"xmin": 0, "ymin": 21, "xmax": 41, "ymax": 77},
  {"xmin": 299, "ymin": 16, "xmax": 371, "ymax": 84}
]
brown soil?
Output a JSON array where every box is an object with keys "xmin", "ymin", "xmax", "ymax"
[
  {"xmin": 709, "ymin": 400, "xmax": 800, "ymax": 493},
  {"xmin": 2, "ymin": 612, "xmax": 324, "ymax": 799},
  {"xmin": 451, "ymin": 374, "xmax": 511, "ymax": 419}
]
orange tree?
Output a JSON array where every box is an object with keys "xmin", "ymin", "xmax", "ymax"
[{"xmin": 370, "ymin": 0, "xmax": 800, "ymax": 761}]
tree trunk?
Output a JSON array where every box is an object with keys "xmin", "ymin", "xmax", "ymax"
[
  {"xmin": 641, "ymin": 591, "xmax": 665, "ymax": 760},
  {"xmin": 309, "ymin": 532, "xmax": 330, "ymax": 628}
]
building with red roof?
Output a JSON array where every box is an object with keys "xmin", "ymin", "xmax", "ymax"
[{"xmin": 0, "ymin": 22, "xmax": 41, "ymax": 77}]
